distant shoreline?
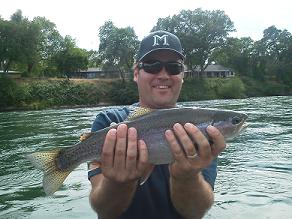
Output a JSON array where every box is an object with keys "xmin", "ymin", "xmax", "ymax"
[
  {"xmin": 0, "ymin": 102, "xmax": 113, "ymax": 112},
  {"xmin": 1, "ymin": 95, "xmax": 291, "ymax": 113},
  {"xmin": 1, "ymin": 76, "xmax": 291, "ymax": 112}
]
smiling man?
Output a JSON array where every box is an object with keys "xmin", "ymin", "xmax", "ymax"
[{"xmin": 88, "ymin": 30, "xmax": 226, "ymax": 219}]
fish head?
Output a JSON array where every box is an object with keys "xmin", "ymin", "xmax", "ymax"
[{"xmin": 212, "ymin": 110, "xmax": 248, "ymax": 140}]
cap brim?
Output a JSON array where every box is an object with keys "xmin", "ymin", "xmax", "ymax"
[{"xmin": 138, "ymin": 48, "xmax": 185, "ymax": 62}]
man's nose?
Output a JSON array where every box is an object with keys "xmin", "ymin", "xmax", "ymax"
[{"xmin": 157, "ymin": 66, "xmax": 170, "ymax": 77}]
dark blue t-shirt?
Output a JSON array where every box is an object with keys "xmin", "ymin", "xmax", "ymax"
[{"xmin": 89, "ymin": 106, "xmax": 217, "ymax": 219}]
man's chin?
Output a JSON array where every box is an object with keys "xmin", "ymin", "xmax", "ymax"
[{"xmin": 152, "ymin": 99, "xmax": 176, "ymax": 108}]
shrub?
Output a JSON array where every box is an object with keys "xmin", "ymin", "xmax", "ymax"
[
  {"xmin": 108, "ymin": 80, "xmax": 138, "ymax": 105},
  {"xmin": 0, "ymin": 76, "xmax": 19, "ymax": 107},
  {"xmin": 216, "ymin": 77, "xmax": 246, "ymax": 99}
]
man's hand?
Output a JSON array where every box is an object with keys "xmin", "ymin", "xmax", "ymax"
[
  {"xmin": 101, "ymin": 124, "xmax": 152, "ymax": 183},
  {"xmin": 165, "ymin": 123, "xmax": 226, "ymax": 180},
  {"xmin": 165, "ymin": 123, "xmax": 226, "ymax": 219}
]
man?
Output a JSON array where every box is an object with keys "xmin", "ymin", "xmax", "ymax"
[{"xmin": 88, "ymin": 30, "xmax": 226, "ymax": 219}]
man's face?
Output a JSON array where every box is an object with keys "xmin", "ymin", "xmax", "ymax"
[{"xmin": 134, "ymin": 50, "xmax": 184, "ymax": 109}]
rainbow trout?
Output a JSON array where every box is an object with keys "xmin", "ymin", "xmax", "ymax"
[{"xmin": 27, "ymin": 107, "xmax": 248, "ymax": 195}]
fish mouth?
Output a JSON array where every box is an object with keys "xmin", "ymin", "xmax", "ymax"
[
  {"xmin": 236, "ymin": 114, "xmax": 249, "ymax": 136},
  {"xmin": 239, "ymin": 122, "xmax": 248, "ymax": 133}
]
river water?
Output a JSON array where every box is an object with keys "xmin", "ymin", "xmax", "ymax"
[{"xmin": 0, "ymin": 96, "xmax": 291, "ymax": 219}]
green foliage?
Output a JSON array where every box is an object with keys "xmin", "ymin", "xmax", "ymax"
[
  {"xmin": 53, "ymin": 47, "xmax": 89, "ymax": 75},
  {"xmin": 241, "ymin": 76, "xmax": 289, "ymax": 97},
  {"xmin": 0, "ymin": 10, "xmax": 40, "ymax": 74},
  {"xmin": 32, "ymin": 16, "xmax": 64, "ymax": 76},
  {"xmin": 25, "ymin": 80, "xmax": 100, "ymax": 107},
  {"xmin": 108, "ymin": 80, "xmax": 138, "ymax": 105},
  {"xmin": 0, "ymin": 76, "xmax": 19, "ymax": 107},
  {"xmin": 212, "ymin": 25, "xmax": 292, "ymax": 85},
  {"xmin": 179, "ymin": 78, "xmax": 215, "ymax": 101},
  {"xmin": 0, "ymin": 79, "xmax": 101, "ymax": 110},
  {"xmin": 179, "ymin": 77, "xmax": 246, "ymax": 101},
  {"xmin": 216, "ymin": 77, "xmax": 246, "ymax": 99},
  {"xmin": 152, "ymin": 9, "xmax": 235, "ymax": 71},
  {"xmin": 212, "ymin": 37, "xmax": 254, "ymax": 76},
  {"xmin": 98, "ymin": 20, "xmax": 139, "ymax": 74}
]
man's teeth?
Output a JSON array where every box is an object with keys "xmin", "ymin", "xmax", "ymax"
[{"xmin": 155, "ymin": 85, "xmax": 169, "ymax": 89}]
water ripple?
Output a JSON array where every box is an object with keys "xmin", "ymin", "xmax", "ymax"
[{"xmin": 0, "ymin": 96, "xmax": 292, "ymax": 219}]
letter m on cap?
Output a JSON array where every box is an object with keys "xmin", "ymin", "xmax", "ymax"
[{"xmin": 152, "ymin": 35, "xmax": 169, "ymax": 46}]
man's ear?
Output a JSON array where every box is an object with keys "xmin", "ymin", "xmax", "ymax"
[
  {"xmin": 181, "ymin": 71, "xmax": 184, "ymax": 83},
  {"xmin": 133, "ymin": 64, "xmax": 139, "ymax": 82}
]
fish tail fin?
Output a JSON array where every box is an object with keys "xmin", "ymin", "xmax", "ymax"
[{"xmin": 26, "ymin": 149, "xmax": 72, "ymax": 195}]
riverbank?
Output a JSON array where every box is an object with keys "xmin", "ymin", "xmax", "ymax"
[{"xmin": 0, "ymin": 76, "xmax": 291, "ymax": 112}]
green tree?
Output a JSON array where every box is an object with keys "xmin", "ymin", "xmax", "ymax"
[
  {"xmin": 260, "ymin": 26, "xmax": 292, "ymax": 82},
  {"xmin": 53, "ymin": 45, "xmax": 89, "ymax": 76},
  {"xmin": 87, "ymin": 50, "xmax": 101, "ymax": 67},
  {"xmin": 0, "ymin": 10, "xmax": 40, "ymax": 75},
  {"xmin": 0, "ymin": 16, "xmax": 24, "ymax": 72},
  {"xmin": 152, "ymin": 9, "xmax": 235, "ymax": 72},
  {"xmin": 32, "ymin": 16, "xmax": 63, "ymax": 75},
  {"xmin": 212, "ymin": 37, "xmax": 254, "ymax": 76},
  {"xmin": 98, "ymin": 20, "xmax": 139, "ymax": 81}
]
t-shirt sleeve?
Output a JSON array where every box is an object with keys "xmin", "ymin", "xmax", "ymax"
[
  {"xmin": 201, "ymin": 158, "xmax": 217, "ymax": 190},
  {"xmin": 88, "ymin": 107, "xmax": 130, "ymax": 179},
  {"xmin": 91, "ymin": 107, "xmax": 130, "ymax": 132}
]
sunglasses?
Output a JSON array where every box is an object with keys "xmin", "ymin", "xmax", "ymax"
[{"xmin": 138, "ymin": 60, "xmax": 184, "ymax": 75}]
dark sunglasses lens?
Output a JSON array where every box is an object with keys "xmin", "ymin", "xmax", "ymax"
[
  {"xmin": 143, "ymin": 62, "xmax": 162, "ymax": 74},
  {"xmin": 165, "ymin": 63, "xmax": 183, "ymax": 75}
]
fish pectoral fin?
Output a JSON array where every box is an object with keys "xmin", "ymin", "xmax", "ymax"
[
  {"xmin": 139, "ymin": 165, "xmax": 154, "ymax": 185},
  {"xmin": 26, "ymin": 149, "xmax": 72, "ymax": 195},
  {"xmin": 80, "ymin": 132, "xmax": 94, "ymax": 141}
]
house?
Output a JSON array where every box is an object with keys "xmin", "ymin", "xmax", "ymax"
[
  {"xmin": 185, "ymin": 64, "xmax": 235, "ymax": 78},
  {"xmin": 67, "ymin": 68, "xmax": 121, "ymax": 79}
]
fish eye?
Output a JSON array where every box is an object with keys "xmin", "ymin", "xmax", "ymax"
[{"xmin": 231, "ymin": 116, "xmax": 242, "ymax": 125}]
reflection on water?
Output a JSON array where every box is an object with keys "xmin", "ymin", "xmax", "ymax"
[{"xmin": 0, "ymin": 96, "xmax": 291, "ymax": 218}]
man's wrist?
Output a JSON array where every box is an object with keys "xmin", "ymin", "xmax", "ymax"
[{"xmin": 170, "ymin": 169, "xmax": 202, "ymax": 184}]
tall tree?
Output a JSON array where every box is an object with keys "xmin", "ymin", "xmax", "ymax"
[
  {"xmin": 212, "ymin": 37, "xmax": 254, "ymax": 76},
  {"xmin": 32, "ymin": 17, "xmax": 63, "ymax": 60},
  {"xmin": 253, "ymin": 26, "xmax": 292, "ymax": 81},
  {"xmin": 53, "ymin": 37, "xmax": 88, "ymax": 76},
  {"xmin": 98, "ymin": 20, "xmax": 139, "ymax": 81},
  {"xmin": 152, "ymin": 8, "xmax": 235, "ymax": 72},
  {"xmin": 0, "ymin": 10, "xmax": 39, "ymax": 74},
  {"xmin": 87, "ymin": 50, "xmax": 101, "ymax": 68}
]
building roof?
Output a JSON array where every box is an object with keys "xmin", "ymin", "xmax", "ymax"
[
  {"xmin": 205, "ymin": 64, "xmax": 232, "ymax": 72},
  {"xmin": 193, "ymin": 64, "xmax": 233, "ymax": 72}
]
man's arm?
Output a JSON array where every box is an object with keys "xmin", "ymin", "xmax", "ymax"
[
  {"xmin": 166, "ymin": 123, "xmax": 226, "ymax": 219},
  {"xmin": 89, "ymin": 125, "xmax": 151, "ymax": 219},
  {"xmin": 170, "ymin": 171, "xmax": 214, "ymax": 219},
  {"xmin": 89, "ymin": 174, "xmax": 138, "ymax": 219}
]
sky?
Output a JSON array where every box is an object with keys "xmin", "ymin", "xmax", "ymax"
[{"xmin": 1, "ymin": 0, "xmax": 292, "ymax": 50}]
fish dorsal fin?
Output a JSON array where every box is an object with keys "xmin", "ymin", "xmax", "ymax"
[{"xmin": 126, "ymin": 107, "xmax": 154, "ymax": 121}]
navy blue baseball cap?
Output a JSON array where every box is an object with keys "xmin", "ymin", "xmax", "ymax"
[{"xmin": 136, "ymin": 30, "xmax": 185, "ymax": 62}]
